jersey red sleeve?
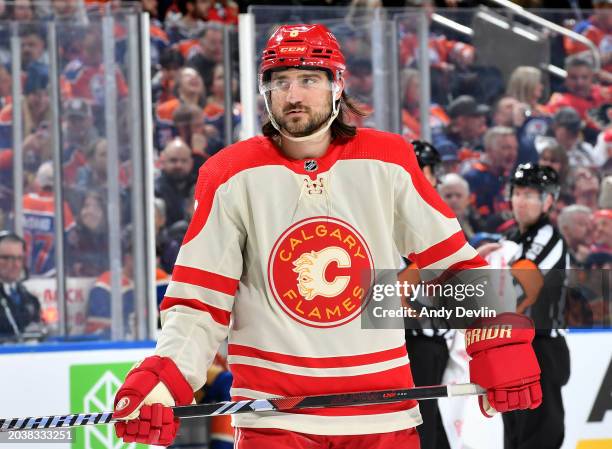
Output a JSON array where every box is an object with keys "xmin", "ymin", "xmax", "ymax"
[
  {"xmin": 391, "ymin": 135, "xmax": 487, "ymax": 273},
  {"xmin": 156, "ymin": 153, "xmax": 246, "ymax": 390}
]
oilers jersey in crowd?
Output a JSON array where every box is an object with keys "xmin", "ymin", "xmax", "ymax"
[
  {"xmin": 86, "ymin": 268, "xmax": 170, "ymax": 339},
  {"xmin": 63, "ymin": 61, "xmax": 128, "ymax": 108},
  {"xmin": 463, "ymin": 161, "xmax": 511, "ymax": 218},
  {"xmin": 22, "ymin": 192, "xmax": 75, "ymax": 277}
]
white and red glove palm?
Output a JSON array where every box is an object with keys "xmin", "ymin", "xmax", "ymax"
[
  {"xmin": 465, "ymin": 313, "xmax": 542, "ymax": 417},
  {"xmin": 113, "ymin": 356, "xmax": 193, "ymax": 446}
]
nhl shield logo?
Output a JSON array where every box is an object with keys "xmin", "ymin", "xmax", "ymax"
[
  {"xmin": 304, "ymin": 160, "xmax": 318, "ymax": 172},
  {"xmin": 268, "ymin": 217, "xmax": 374, "ymax": 327}
]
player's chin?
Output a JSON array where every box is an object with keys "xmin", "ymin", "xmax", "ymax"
[{"xmin": 283, "ymin": 121, "xmax": 308, "ymax": 133}]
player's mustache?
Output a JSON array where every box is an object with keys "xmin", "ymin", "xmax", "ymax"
[{"xmin": 283, "ymin": 104, "xmax": 309, "ymax": 113}]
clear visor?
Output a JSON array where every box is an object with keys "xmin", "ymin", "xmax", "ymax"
[{"xmin": 260, "ymin": 75, "xmax": 334, "ymax": 94}]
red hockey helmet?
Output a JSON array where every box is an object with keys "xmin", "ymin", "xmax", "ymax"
[{"xmin": 259, "ymin": 24, "xmax": 346, "ymax": 84}]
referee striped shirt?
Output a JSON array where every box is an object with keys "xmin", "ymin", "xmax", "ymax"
[{"xmin": 509, "ymin": 216, "xmax": 570, "ymax": 335}]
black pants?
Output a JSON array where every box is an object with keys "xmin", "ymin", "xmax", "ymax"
[
  {"xmin": 405, "ymin": 333, "xmax": 451, "ymax": 449},
  {"xmin": 503, "ymin": 336, "xmax": 571, "ymax": 449}
]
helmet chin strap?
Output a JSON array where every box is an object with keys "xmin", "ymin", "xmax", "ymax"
[{"xmin": 264, "ymin": 84, "xmax": 341, "ymax": 143}]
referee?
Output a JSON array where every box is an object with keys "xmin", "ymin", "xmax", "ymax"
[{"xmin": 504, "ymin": 163, "xmax": 570, "ymax": 449}]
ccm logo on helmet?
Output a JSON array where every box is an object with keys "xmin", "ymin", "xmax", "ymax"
[
  {"xmin": 279, "ymin": 46, "xmax": 307, "ymax": 53},
  {"xmin": 465, "ymin": 325, "xmax": 512, "ymax": 346}
]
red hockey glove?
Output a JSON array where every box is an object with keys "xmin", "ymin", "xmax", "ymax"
[
  {"xmin": 465, "ymin": 313, "xmax": 542, "ymax": 417},
  {"xmin": 113, "ymin": 356, "xmax": 193, "ymax": 446}
]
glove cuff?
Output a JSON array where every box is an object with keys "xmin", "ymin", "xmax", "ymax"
[{"xmin": 465, "ymin": 312, "xmax": 535, "ymax": 357}]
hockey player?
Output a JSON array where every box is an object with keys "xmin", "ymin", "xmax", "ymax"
[
  {"xmin": 504, "ymin": 163, "xmax": 570, "ymax": 449},
  {"xmin": 112, "ymin": 24, "xmax": 542, "ymax": 448}
]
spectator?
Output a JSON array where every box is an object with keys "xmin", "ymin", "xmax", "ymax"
[
  {"xmin": 329, "ymin": 22, "xmax": 370, "ymax": 62},
  {"xmin": 22, "ymin": 161, "xmax": 75, "ymax": 277},
  {"xmin": 549, "ymin": 107, "xmax": 602, "ymax": 167},
  {"xmin": 563, "ymin": 0, "xmax": 612, "ymax": 74},
  {"xmin": 20, "ymin": 25, "xmax": 46, "ymax": 71},
  {"xmin": 51, "ymin": 0, "xmax": 86, "ymax": 20},
  {"xmin": 62, "ymin": 98, "xmax": 97, "ymax": 185},
  {"xmin": 206, "ymin": 0, "xmax": 238, "ymax": 25},
  {"xmin": 85, "ymin": 228, "xmax": 169, "ymax": 339},
  {"xmin": 507, "ymin": 66, "xmax": 553, "ymax": 164},
  {"xmin": 438, "ymin": 173, "xmax": 479, "ymax": 239},
  {"xmin": 173, "ymin": 102, "xmax": 222, "ymax": 163},
  {"xmin": 397, "ymin": 4, "xmax": 478, "ymax": 104},
  {"xmin": 152, "ymin": 48, "xmax": 184, "ymax": 105},
  {"xmin": 538, "ymin": 142, "xmax": 570, "ymax": 190},
  {"xmin": 153, "ymin": 197, "xmax": 173, "ymax": 273},
  {"xmin": 579, "ymin": 251, "xmax": 612, "ymax": 326},
  {"xmin": 345, "ymin": 58, "xmax": 373, "ymax": 109},
  {"xmin": 547, "ymin": 55, "xmax": 610, "ymax": 142},
  {"xmin": 11, "ymin": 0, "xmax": 34, "ymax": 22},
  {"xmin": 154, "ymin": 138, "xmax": 196, "ymax": 227},
  {"xmin": 67, "ymin": 191, "xmax": 109, "ymax": 277},
  {"xmin": 462, "ymin": 126, "xmax": 517, "ymax": 231},
  {"xmin": 141, "ymin": 0, "xmax": 159, "ymax": 19},
  {"xmin": 591, "ymin": 209, "xmax": 612, "ymax": 254},
  {"xmin": 492, "ymin": 95, "xmax": 520, "ymax": 128},
  {"xmin": 76, "ymin": 138, "xmax": 108, "ymax": 192},
  {"xmin": 154, "ymin": 197, "xmax": 166, "ymax": 237},
  {"xmin": 62, "ymin": 28, "xmax": 129, "ymax": 127},
  {"xmin": 184, "ymin": 24, "xmax": 224, "ymax": 89},
  {"xmin": 161, "ymin": 184, "xmax": 196, "ymax": 273},
  {"xmin": 0, "ymin": 64, "xmax": 50, "ymax": 149},
  {"xmin": 432, "ymin": 95, "xmax": 488, "ymax": 160},
  {"xmin": 141, "ymin": 0, "xmax": 170, "ymax": 68},
  {"xmin": 571, "ymin": 166, "xmax": 601, "ymax": 210},
  {"xmin": 400, "ymin": 68, "xmax": 449, "ymax": 141},
  {"xmin": 558, "ymin": 205, "xmax": 593, "ymax": 266},
  {"xmin": 155, "ymin": 67, "xmax": 206, "ymax": 150},
  {"xmin": 506, "ymin": 66, "xmax": 548, "ymax": 119},
  {"xmin": 203, "ymin": 63, "xmax": 241, "ymax": 144},
  {"xmin": 165, "ymin": 0, "xmax": 211, "ymax": 44},
  {"xmin": 0, "ymin": 231, "xmax": 43, "ymax": 340},
  {"xmin": 22, "ymin": 123, "xmax": 52, "ymax": 182}
]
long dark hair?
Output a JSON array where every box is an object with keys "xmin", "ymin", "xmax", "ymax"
[{"xmin": 261, "ymin": 91, "xmax": 368, "ymax": 140}]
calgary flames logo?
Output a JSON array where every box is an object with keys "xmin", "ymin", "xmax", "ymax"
[
  {"xmin": 268, "ymin": 217, "xmax": 374, "ymax": 328},
  {"xmin": 293, "ymin": 247, "xmax": 351, "ymax": 300}
]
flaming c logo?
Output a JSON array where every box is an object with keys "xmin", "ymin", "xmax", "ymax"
[
  {"xmin": 268, "ymin": 217, "xmax": 374, "ymax": 327},
  {"xmin": 293, "ymin": 247, "xmax": 351, "ymax": 300}
]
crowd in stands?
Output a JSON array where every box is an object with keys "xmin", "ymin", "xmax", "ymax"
[{"xmin": 0, "ymin": 0, "xmax": 610, "ymax": 341}]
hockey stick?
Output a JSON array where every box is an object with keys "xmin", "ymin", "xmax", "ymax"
[{"xmin": 0, "ymin": 382, "xmax": 485, "ymax": 432}]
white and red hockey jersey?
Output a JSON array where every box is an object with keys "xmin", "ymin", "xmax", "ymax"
[{"xmin": 156, "ymin": 128, "xmax": 486, "ymax": 435}]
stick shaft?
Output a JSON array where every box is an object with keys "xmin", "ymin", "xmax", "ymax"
[{"xmin": 0, "ymin": 383, "xmax": 485, "ymax": 432}]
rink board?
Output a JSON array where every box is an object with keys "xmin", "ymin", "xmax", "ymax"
[{"xmin": 0, "ymin": 333, "xmax": 610, "ymax": 449}]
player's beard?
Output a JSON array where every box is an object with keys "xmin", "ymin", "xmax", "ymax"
[{"xmin": 272, "ymin": 100, "xmax": 332, "ymax": 138}]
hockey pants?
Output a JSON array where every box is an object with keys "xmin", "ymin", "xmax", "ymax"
[{"xmin": 234, "ymin": 427, "xmax": 421, "ymax": 449}]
